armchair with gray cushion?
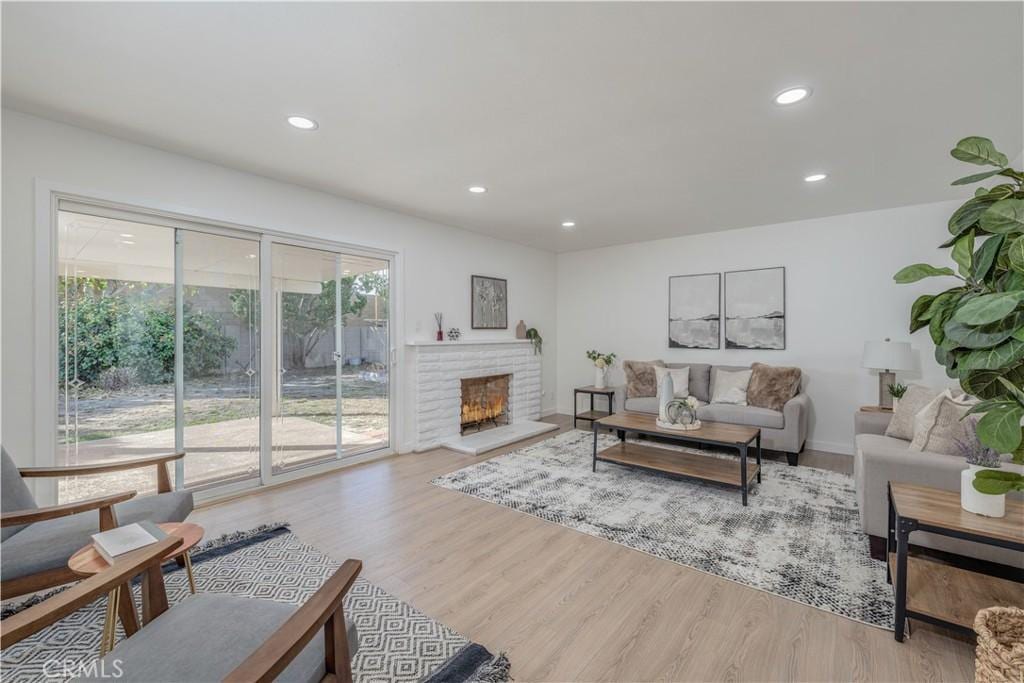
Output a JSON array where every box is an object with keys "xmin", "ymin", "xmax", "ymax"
[
  {"xmin": 1, "ymin": 447, "xmax": 193, "ymax": 598},
  {"xmin": 0, "ymin": 538, "xmax": 362, "ymax": 683},
  {"xmin": 853, "ymin": 412, "xmax": 1021, "ymax": 569}
]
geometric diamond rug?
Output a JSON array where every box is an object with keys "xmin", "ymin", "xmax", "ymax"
[
  {"xmin": 0, "ymin": 524, "xmax": 510, "ymax": 683},
  {"xmin": 433, "ymin": 429, "xmax": 894, "ymax": 629}
]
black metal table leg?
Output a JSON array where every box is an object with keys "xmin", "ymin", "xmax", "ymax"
[
  {"xmin": 886, "ymin": 486, "xmax": 895, "ymax": 584},
  {"xmin": 740, "ymin": 444, "xmax": 749, "ymax": 506},
  {"xmin": 893, "ymin": 514, "xmax": 910, "ymax": 642},
  {"xmin": 592, "ymin": 419, "xmax": 598, "ymax": 472},
  {"xmin": 755, "ymin": 433, "xmax": 762, "ymax": 483},
  {"xmin": 617, "ymin": 429, "xmax": 625, "ymax": 442},
  {"xmin": 573, "ymin": 390, "xmax": 579, "ymax": 430}
]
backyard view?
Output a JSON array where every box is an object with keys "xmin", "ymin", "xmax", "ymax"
[{"xmin": 57, "ymin": 211, "xmax": 389, "ymax": 502}]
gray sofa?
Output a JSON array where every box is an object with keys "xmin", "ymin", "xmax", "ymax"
[
  {"xmin": 854, "ymin": 411, "xmax": 1022, "ymax": 569},
  {"xmin": 616, "ymin": 363, "xmax": 809, "ymax": 466}
]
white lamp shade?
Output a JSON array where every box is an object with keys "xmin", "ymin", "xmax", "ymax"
[{"xmin": 862, "ymin": 340, "xmax": 915, "ymax": 371}]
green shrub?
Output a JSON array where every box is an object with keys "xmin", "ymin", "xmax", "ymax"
[{"xmin": 59, "ymin": 279, "xmax": 236, "ymax": 386}]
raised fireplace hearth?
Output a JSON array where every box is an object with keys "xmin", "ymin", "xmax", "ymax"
[{"xmin": 460, "ymin": 373, "xmax": 511, "ymax": 433}]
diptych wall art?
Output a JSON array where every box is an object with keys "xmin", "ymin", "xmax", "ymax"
[
  {"xmin": 668, "ymin": 273, "xmax": 721, "ymax": 349},
  {"xmin": 724, "ymin": 267, "xmax": 786, "ymax": 349}
]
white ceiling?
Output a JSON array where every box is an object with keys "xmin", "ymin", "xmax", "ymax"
[{"xmin": 4, "ymin": 2, "xmax": 1022, "ymax": 252}]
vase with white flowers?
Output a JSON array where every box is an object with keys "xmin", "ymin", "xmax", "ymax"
[{"xmin": 586, "ymin": 350, "xmax": 616, "ymax": 389}]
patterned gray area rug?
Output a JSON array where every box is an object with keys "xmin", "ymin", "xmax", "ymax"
[
  {"xmin": 1, "ymin": 525, "xmax": 509, "ymax": 683},
  {"xmin": 433, "ymin": 429, "xmax": 894, "ymax": 629}
]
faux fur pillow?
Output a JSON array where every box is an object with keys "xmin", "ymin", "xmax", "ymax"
[
  {"xmin": 747, "ymin": 363, "xmax": 802, "ymax": 412},
  {"xmin": 885, "ymin": 385, "xmax": 942, "ymax": 441},
  {"xmin": 624, "ymin": 360, "xmax": 665, "ymax": 399}
]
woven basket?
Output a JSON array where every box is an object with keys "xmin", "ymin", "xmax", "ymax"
[{"xmin": 975, "ymin": 606, "xmax": 1024, "ymax": 683}]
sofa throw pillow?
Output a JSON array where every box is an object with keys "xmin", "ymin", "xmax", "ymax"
[
  {"xmin": 746, "ymin": 363, "xmax": 801, "ymax": 412},
  {"xmin": 624, "ymin": 360, "xmax": 665, "ymax": 399},
  {"xmin": 909, "ymin": 390, "xmax": 975, "ymax": 455},
  {"xmin": 885, "ymin": 385, "xmax": 942, "ymax": 441},
  {"xmin": 654, "ymin": 366, "xmax": 690, "ymax": 399},
  {"xmin": 710, "ymin": 368, "xmax": 753, "ymax": 406}
]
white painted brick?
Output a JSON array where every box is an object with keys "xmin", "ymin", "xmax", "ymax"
[{"xmin": 409, "ymin": 342, "xmax": 543, "ymax": 449}]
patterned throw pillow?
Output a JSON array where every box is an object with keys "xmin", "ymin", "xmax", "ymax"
[
  {"xmin": 746, "ymin": 363, "xmax": 802, "ymax": 411},
  {"xmin": 710, "ymin": 368, "xmax": 753, "ymax": 406},
  {"xmin": 909, "ymin": 390, "xmax": 976, "ymax": 455},
  {"xmin": 885, "ymin": 385, "xmax": 942, "ymax": 441},
  {"xmin": 623, "ymin": 360, "xmax": 665, "ymax": 399}
]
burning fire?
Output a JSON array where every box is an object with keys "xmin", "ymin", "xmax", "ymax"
[{"xmin": 461, "ymin": 394, "xmax": 507, "ymax": 425}]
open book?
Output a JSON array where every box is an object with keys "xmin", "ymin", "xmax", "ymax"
[{"xmin": 91, "ymin": 521, "xmax": 167, "ymax": 564}]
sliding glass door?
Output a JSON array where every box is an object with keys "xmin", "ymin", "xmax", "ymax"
[
  {"xmin": 268, "ymin": 242, "xmax": 390, "ymax": 475},
  {"xmin": 180, "ymin": 230, "xmax": 261, "ymax": 489},
  {"xmin": 56, "ymin": 202, "xmax": 392, "ymax": 502},
  {"xmin": 57, "ymin": 212, "xmax": 178, "ymax": 501}
]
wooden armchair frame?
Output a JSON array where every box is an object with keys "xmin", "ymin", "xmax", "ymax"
[
  {"xmin": 1, "ymin": 537, "xmax": 363, "ymax": 683},
  {"xmin": 1, "ymin": 451, "xmax": 185, "ymax": 599}
]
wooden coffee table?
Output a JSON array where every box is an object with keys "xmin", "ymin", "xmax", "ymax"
[
  {"xmin": 593, "ymin": 411, "xmax": 761, "ymax": 505},
  {"xmin": 887, "ymin": 483, "xmax": 1022, "ymax": 641},
  {"xmin": 68, "ymin": 522, "xmax": 204, "ymax": 655}
]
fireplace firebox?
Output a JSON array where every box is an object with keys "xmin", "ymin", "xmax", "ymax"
[{"xmin": 460, "ymin": 374, "xmax": 511, "ymax": 433}]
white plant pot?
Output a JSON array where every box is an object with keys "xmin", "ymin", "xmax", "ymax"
[
  {"xmin": 961, "ymin": 465, "xmax": 1006, "ymax": 518},
  {"xmin": 891, "ymin": 397, "xmax": 899, "ymax": 412},
  {"xmin": 594, "ymin": 367, "xmax": 606, "ymax": 389}
]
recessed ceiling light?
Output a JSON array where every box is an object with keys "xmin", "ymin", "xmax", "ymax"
[
  {"xmin": 561, "ymin": 221, "xmax": 576, "ymax": 229},
  {"xmin": 287, "ymin": 115, "xmax": 318, "ymax": 130},
  {"xmin": 119, "ymin": 233, "xmax": 134, "ymax": 238},
  {"xmin": 468, "ymin": 186, "xmax": 487, "ymax": 194},
  {"xmin": 246, "ymin": 254, "xmax": 257, "ymax": 259},
  {"xmin": 804, "ymin": 173, "xmax": 828, "ymax": 183},
  {"xmin": 120, "ymin": 240, "xmax": 136, "ymax": 245},
  {"xmin": 774, "ymin": 86, "xmax": 811, "ymax": 105}
]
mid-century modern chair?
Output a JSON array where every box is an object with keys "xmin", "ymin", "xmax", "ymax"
[
  {"xmin": 0, "ymin": 447, "xmax": 193, "ymax": 599},
  {"xmin": 0, "ymin": 538, "xmax": 363, "ymax": 683}
]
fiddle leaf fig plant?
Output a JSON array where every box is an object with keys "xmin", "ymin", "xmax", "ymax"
[{"xmin": 894, "ymin": 136, "xmax": 1024, "ymax": 465}]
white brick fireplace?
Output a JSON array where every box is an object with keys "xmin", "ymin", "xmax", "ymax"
[{"xmin": 406, "ymin": 339, "xmax": 553, "ymax": 453}]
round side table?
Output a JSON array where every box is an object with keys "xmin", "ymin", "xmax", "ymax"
[{"xmin": 68, "ymin": 522, "xmax": 204, "ymax": 655}]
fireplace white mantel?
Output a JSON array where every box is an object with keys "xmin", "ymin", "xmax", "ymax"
[{"xmin": 406, "ymin": 339, "xmax": 555, "ymax": 453}]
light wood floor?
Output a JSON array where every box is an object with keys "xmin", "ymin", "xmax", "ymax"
[{"xmin": 192, "ymin": 414, "xmax": 976, "ymax": 682}]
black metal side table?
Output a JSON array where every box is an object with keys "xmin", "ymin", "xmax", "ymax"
[
  {"xmin": 886, "ymin": 482, "xmax": 1023, "ymax": 642},
  {"xmin": 573, "ymin": 386, "xmax": 615, "ymax": 430}
]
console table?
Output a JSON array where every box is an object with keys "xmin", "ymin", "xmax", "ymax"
[{"xmin": 887, "ymin": 482, "xmax": 1023, "ymax": 641}]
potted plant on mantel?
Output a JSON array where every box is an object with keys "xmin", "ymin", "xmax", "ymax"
[{"xmin": 893, "ymin": 136, "xmax": 1024, "ymax": 513}]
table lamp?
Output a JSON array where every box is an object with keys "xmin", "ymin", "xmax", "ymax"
[{"xmin": 862, "ymin": 339, "xmax": 914, "ymax": 409}]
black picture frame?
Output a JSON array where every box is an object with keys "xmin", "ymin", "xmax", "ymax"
[{"xmin": 471, "ymin": 275, "xmax": 508, "ymax": 329}]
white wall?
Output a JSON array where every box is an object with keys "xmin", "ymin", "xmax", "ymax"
[
  {"xmin": 1, "ymin": 110, "xmax": 558, "ymax": 467},
  {"xmin": 556, "ymin": 201, "xmax": 962, "ymax": 455}
]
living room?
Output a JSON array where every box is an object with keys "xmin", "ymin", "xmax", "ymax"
[{"xmin": 1, "ymin": 2, "xmax": 1022, "ymax": 682}]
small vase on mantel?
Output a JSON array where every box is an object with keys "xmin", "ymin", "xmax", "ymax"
[
  {"xmin": 515, "ymin": 320, "xmax": 527, "ymax": 339},
  {"xmin": 594, "ymin": 367, "xmax": 606, "ymax": 389}
]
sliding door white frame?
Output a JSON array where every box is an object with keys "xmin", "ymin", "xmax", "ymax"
[{"xmin": 32, "ymin": 182, "xmax": 400, "ymax": 506}]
